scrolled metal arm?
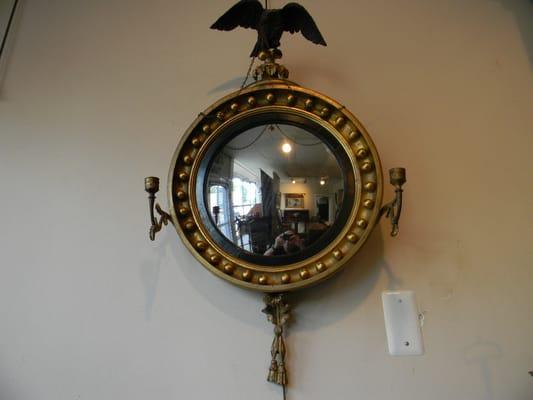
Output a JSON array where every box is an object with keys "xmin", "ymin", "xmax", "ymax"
[
  {"xmin": 145, "ymin": 177, "xmax": 173, "ymax": 241},
  {"xmin": 379, "ymin": 168, "xmax": 406, "ymax": 237}
]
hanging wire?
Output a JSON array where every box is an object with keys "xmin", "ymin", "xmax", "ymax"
[
  {"xmin": 226, "ymin": 124, "xmax": 323, "ymax": 152},
  {"xmin": 226, "ymin": 125, "xmax": 269, "ymax": 150},
  {"xmin": 240, "ymin": 56, "xmax": 256, "ymax": 89},
  {"xmin": 238, "ymin": 0, "xmax": 274, "ymax": 90},
  {"xmin": 0, "ymin": 0, "xmax": 19, "ymax": 61},
  {"xmin": 274, "ymin": 124, "xmax": 323, "ymax": 146}
]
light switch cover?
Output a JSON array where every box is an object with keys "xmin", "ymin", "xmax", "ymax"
[{"xmin": 381, "ymin": 290, "xmax": 424, "ymax": 356}]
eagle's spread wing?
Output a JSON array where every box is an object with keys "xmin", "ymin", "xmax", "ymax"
[
  {"xmin": 281, "ymin": 3, "xmax": 327, "ymax": 46},
  {"xmin": 210, "ymin": 0, "xmax": 264, "ymax": 31}
]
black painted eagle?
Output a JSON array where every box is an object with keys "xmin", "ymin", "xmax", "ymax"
[{"xmin": 210, "ymin": 0, "xmax": 327, "ymax": 57}]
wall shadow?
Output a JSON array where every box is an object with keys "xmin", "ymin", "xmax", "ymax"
[
  {"xmin": 208, "ymin": 75, "xmax": 250, "ymax": 94},
  {"xmin": 151, "ymin": 225, "xmax": 387, "ymax": 331},
  {"xmin": 164, "ymin": 227, "xmax": 266, "ymax": 329},
  {"xmin": 288, "ymin": 229, "xmax": 385, "ymax": 332},
  {"xmin": 287, "ymin": 59, "xmax": 349, "ymax": 88},
  {"xmin": 493, "ymin": 0, "xmax": 533, "ymax": 67},
  {"xmin": 464, "ymin": 338, "xmax": 503, "ymax": 400},
  {"xmin": 139, "ymin": 239, "xmax": 164, "ymax": 321}
]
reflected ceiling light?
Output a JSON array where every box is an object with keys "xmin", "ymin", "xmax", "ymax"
[
  {"xmin": 292, "ymin": 179, "xmax": 296, "ymax": 184},
  {"xmin": 281, "ymin": 142, "xmax": 292, "ymax": 153},
  {"xmin": 319, "ymin": 178, "xmax": 326, "ymax": 186}
]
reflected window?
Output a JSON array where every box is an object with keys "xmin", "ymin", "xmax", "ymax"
[
  {"xmin": 232, "ymin": 177, "xmax": 259, "ymax": 252},
  {"xmin": 209, "ymin": 185, "xmax": 232, "ymax": 239},
  {"xmin": 232, "ymin": 177, "xmax": 259, "ymax": 219}
]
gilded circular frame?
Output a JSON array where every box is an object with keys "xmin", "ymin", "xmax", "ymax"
[{"xmin": 168, "ymin": 80, "xmax": 383, "ymax": 292}]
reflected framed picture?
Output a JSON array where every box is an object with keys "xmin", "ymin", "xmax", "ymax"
[{"xmin": 285, "ymin": 193, "xmax": 304, "ymax": 209}]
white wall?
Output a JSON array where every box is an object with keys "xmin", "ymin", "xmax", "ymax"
[{"xmin": 0, "ymin": 1, "xmax": 531, "ymax": 399}]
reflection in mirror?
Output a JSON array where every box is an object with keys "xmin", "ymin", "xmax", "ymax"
[{"xmin": 206, "ymin": 124, "xmax": 345, "ymax": 256}]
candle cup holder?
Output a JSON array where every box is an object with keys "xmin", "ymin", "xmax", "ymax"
[
  {"xmin": 144, "ymin": 176, "xmax": 172, "ymax": 241},
  {"xmin": 379, "ymin": 168, "xmax": 406, "ymax": 237}
]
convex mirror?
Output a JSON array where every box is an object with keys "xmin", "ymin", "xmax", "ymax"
[
  {"xmin": 205, "ymin": 123, "xmax": 346, "ymax": 263},
  {"xmin": 166, "ymin": 80, "xmax": 385, "ymax": 292}
]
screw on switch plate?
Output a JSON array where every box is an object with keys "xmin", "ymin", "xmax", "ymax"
[{"xmin": 381, "ymin": 290, "xmax": 424, "ymax": 356}]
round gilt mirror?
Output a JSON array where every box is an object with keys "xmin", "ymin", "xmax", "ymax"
[
  {"xmin": 168, "ymin": 79, "xmax": 383, "ymax": 292},
  {"xmin": 144, "ymin": 3, "xmax": 408, "ymax": 391}
]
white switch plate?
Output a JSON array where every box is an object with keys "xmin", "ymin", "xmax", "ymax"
[{"xmin": 381, "ymin": 290, "xmax": 424, "ymax": 356}]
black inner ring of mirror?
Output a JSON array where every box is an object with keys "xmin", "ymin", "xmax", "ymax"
[{"xmin": 197, "ymin": 111, "xmax": 355, "ymax": 267}]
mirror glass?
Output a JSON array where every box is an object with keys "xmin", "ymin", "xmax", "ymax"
[{"xmin": 205, "ymin": 124, "xmax": 345, "ymax": 257}]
